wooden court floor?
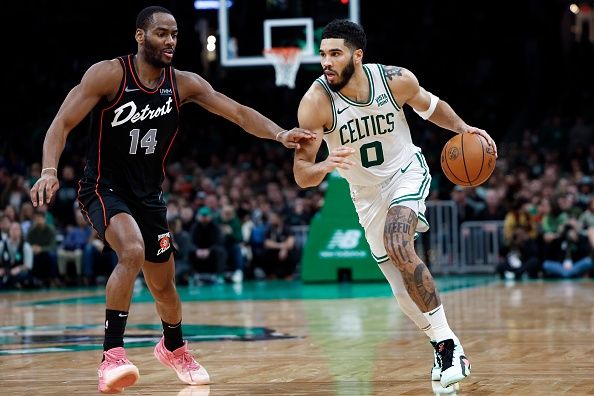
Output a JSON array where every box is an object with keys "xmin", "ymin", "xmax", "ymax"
[{"xmin": 1, "ymin": 276, "xmax": 594, "ymax": 395}]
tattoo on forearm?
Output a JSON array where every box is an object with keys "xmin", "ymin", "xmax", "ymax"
[
  {"xmin": 383, "ymin": 66, "xmax": 403, "ymax": 81},
  {"xmin": 384, "ymin": 205, "xmax": 441, "ymax": 311}
]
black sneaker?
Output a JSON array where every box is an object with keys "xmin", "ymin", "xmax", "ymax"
[{"xmin": 434, "ymin": 338, "xmax": 471, "ymax": 388}]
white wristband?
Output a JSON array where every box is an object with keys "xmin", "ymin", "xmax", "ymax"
[
  {"xmin": 41, "ymin": 167, "xmax": 58, "ymax": 174},
  {"xmin": 414, "ymin": 92, "xmax": 439, "ymax": 120},
  {"xmin": 275, "ymin": 130, "xmax": 286, "ymax": 141}
]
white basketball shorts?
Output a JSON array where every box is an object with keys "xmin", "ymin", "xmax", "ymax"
[{"xmin": 349, "ymin": 151, "xmax": 431, "ymax": 264}]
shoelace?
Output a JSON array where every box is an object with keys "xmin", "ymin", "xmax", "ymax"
[
  {"xmin": 177, "ymin": 352, "xmax": 200, "ymax": 371},
  {"xmin": 104, "ymin": 358, "xmax": 129, "ymax": 367}
]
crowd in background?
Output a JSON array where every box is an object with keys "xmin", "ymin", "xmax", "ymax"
[
  {"xmin": 1, "ymin": 112, "xmax": 593, "ymax": 290},
  {"xmin": 446, "ymin": 116, "xmax": 594, "ymax": 280},
  {"xmin": 2, "ymin": 0, "xmax": 593, "ymax": 290}
]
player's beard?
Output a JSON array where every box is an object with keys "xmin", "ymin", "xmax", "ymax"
[
  {"xmin": 327, "ymin": 57, "xmax": 355, "ymax": 92},
  {"xmin": 144, "ymin": 39, "xmax": 172, "ymax": 68}
]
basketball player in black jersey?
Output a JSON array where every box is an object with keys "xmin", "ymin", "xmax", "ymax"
[{"xmin": 29, "ymin": 6, "xmax": 314, "ymax": 394}]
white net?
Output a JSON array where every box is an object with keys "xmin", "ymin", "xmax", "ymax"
[{"xmin": 264, "ymin": 47, "xmax": 302, "ymax": 89}]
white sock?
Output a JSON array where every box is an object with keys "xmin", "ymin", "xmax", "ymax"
[
  {"xmin": 422, "ymin": 323, "xmax": 435, "ymax": 341},
  {"xmin": 423, "ymin": 305, "xmax": 455, "ymax": 342}
]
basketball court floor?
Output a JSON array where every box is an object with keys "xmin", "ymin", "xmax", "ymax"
[{"xmin": 1, "ymin": 276, "xmax": 593, "ymax": 395}]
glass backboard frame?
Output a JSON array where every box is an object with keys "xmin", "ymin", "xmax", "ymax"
[{"xmin": 218, "ymin": 0, "xmax": 359, "ymax": 67}]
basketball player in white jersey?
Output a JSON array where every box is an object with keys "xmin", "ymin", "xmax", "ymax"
[{"xmin": 293, "ymin": 19, "xmax": 497, "ymax": 388}]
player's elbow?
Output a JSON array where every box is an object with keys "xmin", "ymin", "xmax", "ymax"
[
  {"xmin": 293, "ymin": 158, "xmax": 321, "ymax": 188},
  {"xmin": 293, "ymin": 169, "xmax": 315, "ymax": 189},
  {"xmin": 294, "ymin": 173, "xmax": 311, "ymax": 189}
]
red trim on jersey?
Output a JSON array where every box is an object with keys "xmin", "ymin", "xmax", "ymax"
[
  {"xmin": 162, "ymin": 127, "xmax": 179, "ymax": 179},
  {"xmin": 127, "ymin": 54, "xmax": 166, "ymax": 94},
  {"xmin": 76, "ymin": 179, "xmax": 101, "ymax": 237},
  {"xmin": 161, "ymin": 66, "xmax": 180, "ymax": 178},
  {"xmin": 169, "ymin": 67, "xmax": 180, "ymax": 110}
]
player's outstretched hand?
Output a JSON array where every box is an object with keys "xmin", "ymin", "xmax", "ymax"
[
  {"xmin": 322, "ymin": 146, "xmax": 356, "ymax": 173},
  {"xmin": 277, "ymin": 128, "xmax": 316, "ymax": 149},
  {"xmin": 30, "ymin": 171, "xmax": 59, "ymax": 207},
  {"xmin": 465, "ymin": 126, "xmax": 498, "ymax": 158}
]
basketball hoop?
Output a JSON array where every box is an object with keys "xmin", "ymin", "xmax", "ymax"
[{"xmin": 264, "ymin": 47, "xmax": 302, "ymax": 89}]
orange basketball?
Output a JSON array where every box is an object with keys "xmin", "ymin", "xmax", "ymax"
[{"xmin": 440, "ymin": 133, "xmax": 496, "ymax": 187}]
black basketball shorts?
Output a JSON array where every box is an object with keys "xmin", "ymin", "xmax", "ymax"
[{"xmin": 77, "ymin": 181, "xmax": 174, "ymax": 263}]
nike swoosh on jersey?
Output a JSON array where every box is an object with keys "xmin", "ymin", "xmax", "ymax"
[
  {"xmin": 400, "ymin": 161, "xmax": 413, "ymax": 173},
  {"xmin": 125, "ymin": 87, "xmax": 140, "ymax": 92},
  {"xmin": 337, "ymin": 106, "xmax": 350, "ymax": 114}
]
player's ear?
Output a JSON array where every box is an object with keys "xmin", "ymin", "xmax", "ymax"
[
  {"xmin": 353, "ymin": 48, "xmax": 363, "ymax": 64},
  {"xmin": 135, "ymin": 28, "xmax": 145, "ymax": 44}
]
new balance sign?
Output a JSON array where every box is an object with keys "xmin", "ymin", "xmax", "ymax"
[
  {"xmin": 301, "ymin": 172, "xmax": 383, "ymax": 282},
  {"xmin": 319, "ymin": 229, "xmax": 368, "ymax": 258}
]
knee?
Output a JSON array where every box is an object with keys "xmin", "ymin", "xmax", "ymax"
[
  {"xmin": 148, "ymin": 277, "xmax": 176, "ymax": 299},
  {"xmin": 384, "ymin": 238, "xmax": 419, "ymax": 271},
  {"xmin": 118, "ymin": 243, "xmax": 145, "ymax": 269}
]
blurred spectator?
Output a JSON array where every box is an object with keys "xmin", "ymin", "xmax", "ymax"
[
  {"xmin": 179, "ymin": 204, "xmax": 196, "ymax": 232},
  {"xmin": 266, "ymin": 182, "xmax": 287, "ymax": 215},
  {"xmin": 286, "ymin": 197, "xmax": 313, "ymax": 226},
  {"xmin": 475, "ymin": 188, "xmax": 507, "ymax": 220},
  {"xmin": 28, "ymin": 163, "xmax": 41, "ymax": 188},
  {"xmin": 587, "ymin": 144, "xmax": 594, "ymax": 174},
  {"xmin": 203, "ymin": 193, "xmax": 220, "ymax": 218},
  {"xmin": 450, "ymin": 186, "xmax": 478, "ymax": 223},
  {"xmin": 189, "ymin": 206, "xmax": 226, "ymax": 284},
  {"xmin": 498, "ymin": 197, "xmax": 539, "ymax": 280},
  {"xmin": 57, "ymin": 209, "xmax": 92, "ymax": 285},
  {"xmin": 0, "ymin": 175, "xmax": 29, "ymax": 211},
  {"xmin": 577, "ymin": 176, "xmax": 593, "ymax": 210},
  {"xmin": 557, "ymin": 191, "xmax": 582, "ymax": 220},
  {"xmin": 3, "ymin": 204, "xmax": 17, "ymax": 222},
  {"xmin": 0, "ymin": 222, "xmax": 33, "ymax": 289},
  {"xmin": 0, "ymin": 214, "xmax": 10, "ymax": 241},
  {"xmin": 168, "ymin": 216, "xmax": 194, "ymax": 286},
  {"xmin": 239, "ymin": 209, "xmax": 254, "ymax": 270},
  {"xmin": 82, "ymin": 230, "xmax": 117, "ymax": 286},
  {"xmin": 219, "ymin": 205, "xmax": 244, "ymax": 283},
  {"xmin": 263, "ymin": 211, "xmax": 297, "ymax": 280},
  {"xmin": 249, "ymin": 213, "xmax": 269, "ymax": 280},
  {"xmin": 51, "ymin": 165, "xmax": 78, "ymax": 229},
  {"xmin": 19, "ymin": 202, "xmax": 34, "ymax": 236},
  {"xmin": 27, "ymin": 209, "xmax": 58, "ymax": 287},
  {"xmin": 166, "ymin": 198, "xmax": 181, "ymax": 221},
  {"xmin": 542, "ymin": 221, "xmax": 593, "ymax": 278},
  {"xmin": 578, "ymin": 196, "xmax": 594, "ymax": 251}
]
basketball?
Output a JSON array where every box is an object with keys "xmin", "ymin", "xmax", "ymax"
[{"xmin": 440, "ymin": 133, "xmax": 496, "ymax": 187}]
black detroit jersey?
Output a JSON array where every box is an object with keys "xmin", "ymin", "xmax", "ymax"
[{"xmin": 83, "ymin": 54, "xmax": 180, "ymax": 199}]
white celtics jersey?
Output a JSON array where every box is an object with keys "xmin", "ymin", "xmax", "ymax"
[{"xmin": 317, "ymin": 63, "xmax": 422, "ymax": 186}]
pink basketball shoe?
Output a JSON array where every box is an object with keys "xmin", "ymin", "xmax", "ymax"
[
  {"xmin": 97, "ymin": 347, "xmax": 139, "ymax": 394},
  {"xmin": 154, "ymin": 337, "xmax": 210, "ymax": 385}
]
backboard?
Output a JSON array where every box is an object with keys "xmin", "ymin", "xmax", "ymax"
[{"xmin": 218, "ymin": 0, "xmax": 360, "ymax": 67}]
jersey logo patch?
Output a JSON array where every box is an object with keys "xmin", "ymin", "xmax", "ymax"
[
  {"xmin": 125, "ymin": 86, "xmax": 140, "ymax": 92},
  {"xmin": 375, "ymin": 93, "xmax": 388, "ymax": 106},
  {"xmin": 337, "ymin": 106, "xmax": 350, "ymax": 114},
  {"xmin": 157, "ymin": 232, "xmax": 171, "ymax": 256}
]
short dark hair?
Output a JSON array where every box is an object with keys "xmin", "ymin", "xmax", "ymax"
[
  {"xmin": 322, "ymin": 19, "xmax": 367, "ymax": 52},
  {"xmin": 136, "ymin": 6, "xmax": 173, "ymax": 30}
]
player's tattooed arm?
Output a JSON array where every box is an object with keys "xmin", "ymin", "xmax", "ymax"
[{"xmin": 383, "ymin": 65, "xmax": 403, "ymax": 80}]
